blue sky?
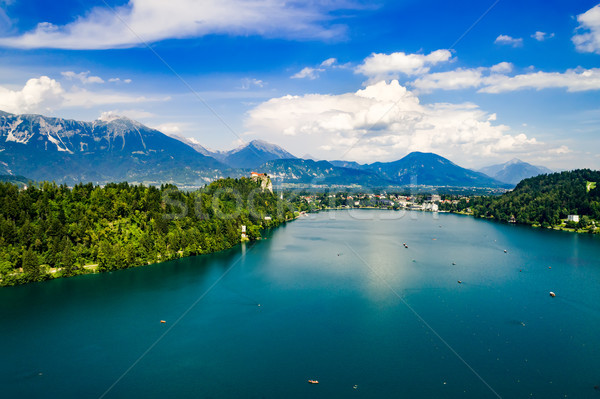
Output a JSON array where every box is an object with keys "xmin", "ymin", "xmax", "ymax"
[{"xmin": 0, "ymin": 0, "xmax": 599, "ymax": 169}]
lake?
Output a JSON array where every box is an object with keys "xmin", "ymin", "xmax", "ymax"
[{"xmin": 1, "ymin": 210, "xmax": 599, "ymax": 398}]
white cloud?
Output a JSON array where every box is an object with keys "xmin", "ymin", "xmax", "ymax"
[
  {"xmin": 531, "ymin": 31, "xmax": 554, "ymax": 41},
  {"xmin": 0, "ymin": 76, "xmax": 64, "ymax": 113},
  {"xmin": 245, "ymin": 80, "xmax": 547, "ymax": 165},
  {"xmin": 63, "ymin": 87, "xmax": 165, "ymax": 108},
  {"xmin": 291, "ymin": 66, "xmax": 324, "ymax": 80},
  {"xmin": 291, "ymin": 57, "xmax": 341, "ymax": 80},
  {"xmin": 239, "ymin": 78, "xmax": 265, "ymax": 89},
  {"xmin": 108, "ymin": 77, "xmax": 132, "ymax": 84},
  {"xmin": 412, "ymin": 68, "xmax": 484, "ymax": 92},
  {"xmin": 494, "ymin": 34, "xmax": 523, "ymax": 47},
  {"xmin": 410, "ymin": 64, "xmax": 600, "ymax": 93},
  {"xmin": 480, "ymin": 68, "xmax": 600, "ymax": 93},
  {"xmin": 0, "ymin": 75, "xmax": 163, "ymax": 114},
  {"xmin": 320, "ymin": 58, "xmax": 337, "ymax": 67},
  {"xmin": 355, "ymin": 50, "xmax": 452, "ymax": 81},
  {"xmin": 490, "ymin": 62, "xmax": 513, "ymax": 73},
  {"xmin": 0, "ymin": 0, "xmax": 352, "ymax": 49},
  {"xmin": 153, "ymin": 123, "xmax": 182, "ymax": 135},
  {"xmin": 573, "ymin": 4, "xmax": 600, "ymax": 54},
  {"xmin": 98, "ymin": 111, "xmax": 124, "ymax": 122},
  {"xmin": 61, "ymin": 71, "xmax": 105, "ymax": 84},
  {"xmin": 100, "ymin": 109, "xmax": 155, "ymax": 120}
]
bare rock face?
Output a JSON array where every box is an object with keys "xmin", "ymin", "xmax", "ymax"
[{"xmin": 251, "ymin": 173, "xmax": 273, "ymax": 193}]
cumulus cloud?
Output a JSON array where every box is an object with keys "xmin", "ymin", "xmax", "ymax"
[
  {"xmin": 61, "ymin": 71, "xmax": 105, "ymax": 84},
  {"xmin": 0, "ymin": 76, "xmax": 162, "ymax": 114},
  {"xmin": 0, "ymin": 76, "xmax": 64, "ymax": 113},
  {"xmin": 0, "ymin": 0, "xmax": 353, "ymax": 49},
  {"xmin": 531, "ymin": 31, "xmax": 554, "ymax": 41},
  {"xmin": 245, "ymin": 80, "xmax": 544, "ymax": 164},
  {"xmin": 573, "ymin": 4, "xmax": 600, "ymax": 54},
  {"xmin": 355, "ymin": 50, "xmax": 452, "ymax": 81},
  {"xmin": 494, "ymin": 34, "xmax": 523, "ymax": 47}
]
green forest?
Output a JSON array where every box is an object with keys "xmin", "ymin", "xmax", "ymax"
[
  {"xmin": 439, "ymin": 169, "xmax": 600, "ymax": 231},
  {"xmin": 0, "ymin": 177, "xmax": 295, "ymax": 286}
]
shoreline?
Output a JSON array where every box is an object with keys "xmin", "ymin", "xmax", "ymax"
[
  {"xmin": 302, "ymin": 206, "xmax": 599, "ymax": 235},
  {"xmin": 1, "ymin": 214, "xmax": 301, "ymax": 287}
]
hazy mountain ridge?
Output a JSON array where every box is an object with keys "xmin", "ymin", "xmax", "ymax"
[
  {"xmin": 479, "ymin": 158, "xmax": 554, "ymax": 185},
  {"xmin": 259, "ymin": 158, "xmax": 393, "ymax": 186},
  {"xmin": 365, "ymin": 152, "xmax": 507, "ymax": 187},
  {"xmin": 328, "ymin": 152, "xmax": 508, "ymax": 188}
]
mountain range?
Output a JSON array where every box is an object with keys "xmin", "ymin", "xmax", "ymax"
[
  {"xmin": 0, "ymin": 111, "xmax": 542, "ymax": 188},
  {"xmin": 478, "ymin": 158, "xmax": 553, "ymax": 185},
  {"xmin": 0, "ymin": 111, "xmax": 224, "ymax": 185}
]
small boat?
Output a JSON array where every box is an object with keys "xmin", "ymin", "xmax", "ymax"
[
  {"xmin": 457, "ymin": 280, "xmax": 462, "ymax": 284},
  {"xmin": 160, "ymin": 320, "xmax": 166, "ymax": 323},
  {"xmin": 549, "ymin": 292, "xmax": 556, "ymax": 297},
  {"xmin": 308, "ymin": 379, "xmax": 319, "ymax": 384},
  {"xmin": 452, "ymin": 262, "xmax": 456, "ymax": 265},
  {"xmin": 504, "ymin": 250, "xmax": 507, "ymax": 253}
]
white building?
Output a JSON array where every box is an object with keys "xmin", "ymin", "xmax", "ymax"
[{"xmin": 567, "ymin": 215, "xmax": 580, "ymax": 223}]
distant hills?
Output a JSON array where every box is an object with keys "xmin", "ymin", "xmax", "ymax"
[
  {"xmin": 0, "ymin": 110, "xmax": 524, "ymax": 188},
  {"xmin": 260, "ymin": 158, "xmax": 392, "ymax": 186},
  {"xmin": 366, "ymin": 152, "xmax": 504, "ymax": 187},
  {"xmin": 296, "ymin": 152, "xmax": 508, "ymax": 188},
  {"xmin": 479, "ymin": 158, "xmax": 553, "ymax": 185},
  {"xmin": 441, "ymin": 169, "xmax": 600, "ymax": 231}
]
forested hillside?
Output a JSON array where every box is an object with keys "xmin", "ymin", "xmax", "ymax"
[
  {"xmin": 440, "ymin": 169, "xmax": 600, "ymax": 231},
  {"xmin": 0, "ymin": 177, "xmax": 291, "ymax": 286}
]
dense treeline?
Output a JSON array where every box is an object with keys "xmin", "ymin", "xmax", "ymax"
[
  {"xmin": 439, "ymin": 169, "xmax": 600, "ymax": 230},
  {"xmin": 0, "ymin": 177, "xmax": 293, "ymax": 286}
]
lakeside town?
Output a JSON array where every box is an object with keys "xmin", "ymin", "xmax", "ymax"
[{"xmin": 288, "ymin": 188, "xmax": 599, "ymax": 234}]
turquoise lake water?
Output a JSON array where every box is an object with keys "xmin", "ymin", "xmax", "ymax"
[{"xmin": 1, "ymin": 210, "xmax": 600, "ymax": 398}]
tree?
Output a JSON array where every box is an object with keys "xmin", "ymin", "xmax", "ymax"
[
  {"xmin": 61, "ymin": 238, "xmax": 75, "ymax": 276},
  {"xmin": 22, "ymin": 247, "xmax": 40, "ymax": 280},
  {"xmin": 97, "ymin": 240, "xmax": 115, "ymax": 272}
]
